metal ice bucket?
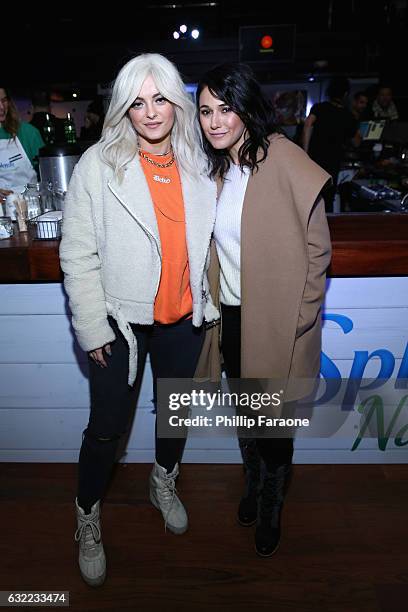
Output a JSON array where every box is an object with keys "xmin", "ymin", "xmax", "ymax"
[{"xmin": 39, "ymin": 143, "xmax": 81, "ymax": 194}]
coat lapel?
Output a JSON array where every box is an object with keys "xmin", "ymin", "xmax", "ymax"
[
  {"xmin": 179, "ymin": 169, "xmax": 217, "ymax": 284},
  {"xmin": 108, "ymin": 157, "xmax": 216, "ymax": 282},
  {"xmin": 107, "ymin": 155, "xmax": 161, "ymax": 249}
]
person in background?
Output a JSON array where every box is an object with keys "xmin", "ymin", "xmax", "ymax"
[
  {"xmin": 60, "ymin": 53, "xmax": 218, "ymax": 587},
  {"xmin": 30, "ymin": 90, "xmax": 65, "ymax": 144},
  {"xmin": 372, "ymin": 85, "xmax": 399, "ymax": 121},
  {"xmin": 351, "ymin": 91, "xmax": 369, "ymax": 122},
  {"xmin": 274, "ymin": 90, "xmax": 303, "ymax": 144},
  {"xmin": 0, "ymin": 86, "xmax": 44, "ymax": 205},
  {"xmin": 80, "ymin": 96, "xmax": 105, "ymax": 142},
  {"xmin": 196, "ymin": 63, "xmax": 331, "ymax": 558},
  {"xmin": 301, "ymin": 77, "xmax": 360, "ymax": 211}
]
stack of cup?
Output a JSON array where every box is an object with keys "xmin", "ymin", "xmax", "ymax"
[
  {"xmin": 5, "ymin": 193, "xmax": 18, "ymax": 221},
  {"xmin": 5, "ymin": 194, "xmax": 28, "ymax": 232},
  {"xmin": 15, "ymin": 197, "xmax": 28, "ymax": 232}
]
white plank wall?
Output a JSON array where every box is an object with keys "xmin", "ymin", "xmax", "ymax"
[{"xmin": 0, "ymin": 279, "xmax": 407, "ymax": 463}]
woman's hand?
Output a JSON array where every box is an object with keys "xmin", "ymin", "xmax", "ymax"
[{"xmin": 89, "ymin": 343, "xmax": 112, "ymax": 367}]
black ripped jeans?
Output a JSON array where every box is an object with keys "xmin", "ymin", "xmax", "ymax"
[
  {"xmin": 77, "ymin": 316, "xmax": 204, "ymax": 513},
  {"xmin": 220, "ymin": 304, "xmax": 294, "ymax": 469}
]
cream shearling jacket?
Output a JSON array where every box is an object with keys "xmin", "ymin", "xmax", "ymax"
[{"xmin": 59, "ymin": 143, "xmax": 219, "ymax": 385}]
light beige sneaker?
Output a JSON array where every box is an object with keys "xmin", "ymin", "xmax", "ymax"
[
  {"xmin": 149, "ymin": 461, "xmax": 188, "ymax": 534},
  {"xmin": 74, "ymin": 498, "xmax": 106, "ymax": 587}
]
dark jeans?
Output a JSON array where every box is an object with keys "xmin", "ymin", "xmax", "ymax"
[
  {"xmin": 77, "ymin": 316, "xmax": 204, "ymax": 513},
  {"xmin": 220, "ymin": 303, "xmax": 294, "ymax": 469}
]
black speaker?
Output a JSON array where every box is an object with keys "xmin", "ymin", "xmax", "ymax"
[{"xmin": 239, "ymin": 25, "xmax": 296, "ymax": 63}]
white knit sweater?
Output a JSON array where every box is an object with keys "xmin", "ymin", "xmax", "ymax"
[{"xmin": 214, "ymin": 163, "xmax": 250, "ymax": 305}]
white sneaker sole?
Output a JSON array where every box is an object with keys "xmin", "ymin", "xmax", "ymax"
[{"xmin": 79, "ymin": 565, "xmax": 106, "ymax": 587}]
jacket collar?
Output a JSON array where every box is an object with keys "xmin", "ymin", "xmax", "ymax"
[
  {"xmin": 107, "ymin": 154, "xmax": 217, "ymax": 265},
  {"xmin": 108, "ymin": 154, "xmax": 161, "ymax": 246}
]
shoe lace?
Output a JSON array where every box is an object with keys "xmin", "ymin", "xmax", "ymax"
[
  {"xmin": 74, "ymin": 515, "xmax": 101, "ymax": 549},
  {"xmin": 158, "ymin": 473, "xmax": 177, "ymax": 531}
]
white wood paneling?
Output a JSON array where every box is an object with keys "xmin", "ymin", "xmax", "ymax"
[
  {"xmin": 2, "ymin": 308, "xmax": 406, "ymax": 365},
  {"xmin": 324, "ymin": 359, "xmax": 403, "ymax": 378},
  {"xmin": 0, "ymin": 363, "xmax": 153, "ymax": 409},
  {"xmin": 0, "ymin": 284, "xmax": 68, "ymax": 315},
  {"xmin": 322, "ymin": 329, "xmax": 407, "ymax": 358},
  {"xmin": 324, "ymin": 277, "xmax": 408, "ymax": 308},
  {"xmin": 0, "ymin": 280, "xmax": 407, "ymax": 463},
  {"xmin": 0, "ymin": 315, "xmax": 85, "ymax": 363}
]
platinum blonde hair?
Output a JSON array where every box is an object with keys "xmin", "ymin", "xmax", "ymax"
[{"xmin": 100, "ymin": 53, "xmax": 206, "ymax": 182}]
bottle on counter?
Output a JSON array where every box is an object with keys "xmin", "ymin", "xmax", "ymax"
[
  {"xmin": 43, "ymin": 113, "xmax": 55, "ymax": 144},
  {"xmin": 64, "ymin": 112, "xmax": 77, "ymax": 144},
  {"xmin": 22, "ymin": 183, "xmax": 43, "ymax": 219}
]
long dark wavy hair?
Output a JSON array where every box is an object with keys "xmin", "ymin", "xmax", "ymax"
[
  {"xmin": 196, "ymin": 63, "xmax": 278, "ymax": 179},
  {"xmin": 0, "ymin": 87, "xmax": 20, "ymax": 139}
]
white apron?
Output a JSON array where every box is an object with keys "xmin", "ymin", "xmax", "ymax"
[{"xmin": 0, "ymin": 135, "xmax": 37, "ymax": 194}]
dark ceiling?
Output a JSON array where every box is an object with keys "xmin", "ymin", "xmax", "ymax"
[{"xmin": 4, "ymin": 0, "xmax": 408, "ymax": 94}]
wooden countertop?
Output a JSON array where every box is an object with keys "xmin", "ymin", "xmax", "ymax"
[
  {"xmin": 1, "ymin": 213, "xmax": 408, "ymax": 282},
  {"xmin": 0, "ymin": 230, "xmax": 61, "ymax": 282},
  {"xmin": 328, "ymin": 213, "xmax": 408, "ymax": 276}
]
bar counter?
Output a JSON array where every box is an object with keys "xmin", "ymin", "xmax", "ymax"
[
  {"xmin": 1, "ymin": 211, "xmax": 407, "ymax": 464},
  {"xmin": 1, "ymin": 213, "xmax": 408, "ymax": 282}
]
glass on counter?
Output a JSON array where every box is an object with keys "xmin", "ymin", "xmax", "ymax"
[
  {"xmin": 22, "ymin": 183, "xmax": 42, "ymax": 219},
  {"xmin": 0, "ymin": 216, "xmax": 14, "ymax": 240},
  {"xmin": 39, "ymin": 181, "xmax": 55, "ymax": 212}
]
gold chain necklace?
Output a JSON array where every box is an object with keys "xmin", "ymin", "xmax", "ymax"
[
  {"xmin": 139, "ymin": 148, "xmax": 175, "ymax": 168},
  {"xmin": 153, "ymin": 147, "xmax": 172, "ymax": 156}
]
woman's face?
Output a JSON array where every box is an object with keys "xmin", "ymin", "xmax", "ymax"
[
  {"xmin": 0, "ymin": 88, "xmax": 9, "ymax": 124},
  {"xmin": 128, "ymin": 75, "xmax": 175, "ymax": 150},
  {"xmin": 198, "ymin": 86, "xmax": 246, "ymax": 158}
]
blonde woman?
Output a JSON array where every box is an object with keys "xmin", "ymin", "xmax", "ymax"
[{"xmin": 60, "ymin": 53, "xmax": 218, "ymax": 587}]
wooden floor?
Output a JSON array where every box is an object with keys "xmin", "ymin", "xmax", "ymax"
[{"xmin": 1, "ymin": 463, "xmax": 407, "ymax": 612}]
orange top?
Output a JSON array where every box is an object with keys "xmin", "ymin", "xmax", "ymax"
[{"xmin": 139, "ymin": 150, "xmax": 193, "ymax": 324}]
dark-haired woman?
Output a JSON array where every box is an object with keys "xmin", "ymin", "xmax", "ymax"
[{"xmin": 196, "ymin": 63, "xmax": 332, "ymax": 557}]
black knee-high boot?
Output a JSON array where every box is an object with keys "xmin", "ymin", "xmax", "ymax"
[
  {"xmin": 254, "ymin": 437, "xmax": 293, "ymax": 556},
  {"xmin": 237, "ymin": 438, "xmax": 262, "ymax": 526},
  {"xmin": 255, "ymin": 461, "xmax": 292, "ymax": 557}
]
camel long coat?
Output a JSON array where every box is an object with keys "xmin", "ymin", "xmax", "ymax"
[{"xmin": 195, "ymin": 135, "xmax": 332, "ymax": 402}]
